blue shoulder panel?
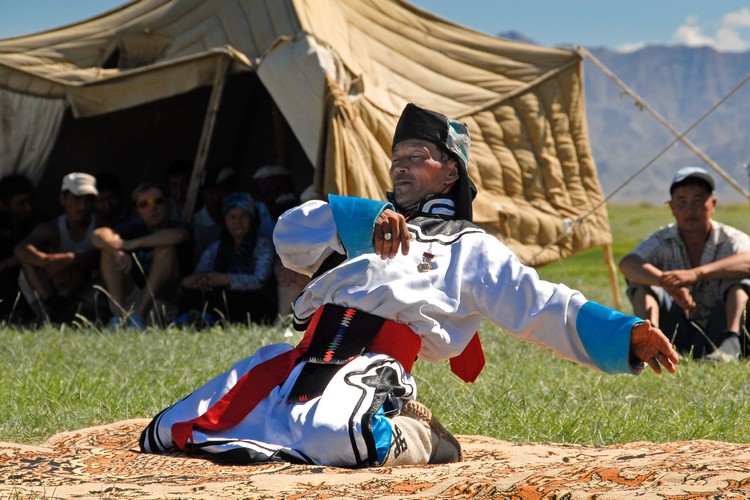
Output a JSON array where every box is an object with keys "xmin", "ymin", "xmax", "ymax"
[
  {"xmin": 328, "ymin": 194, "xmax": 392, "ymax": 258},
  {"xmin": 576, "ymin": 301, "xmax": 639, "ymax": 374}
]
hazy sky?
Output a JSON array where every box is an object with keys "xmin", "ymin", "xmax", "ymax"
[
  {"xmin": 411, "ymin": 1, "xmax": 750, "ymax": 52},
  {"xmin": 1, "ymin": 1, "xmax": 749, "ymax": 53}
]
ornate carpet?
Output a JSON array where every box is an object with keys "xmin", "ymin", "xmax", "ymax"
[{"xmin": 2, "ymin": 419, "xmax": 749, "ymax": 499}]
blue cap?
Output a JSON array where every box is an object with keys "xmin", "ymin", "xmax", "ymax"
[{"xmin": 670, "ymin": 166, "xmax": 715, "ymax": 194}]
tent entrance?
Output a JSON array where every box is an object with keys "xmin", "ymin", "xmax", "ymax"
[{"xmin": 37, "ymin": 71, "xmax": 313, "ymax": 217}]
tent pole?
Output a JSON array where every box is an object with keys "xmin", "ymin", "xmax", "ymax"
[
  {"xmin": 603, "ymin": 243, "xmax": 623, "ymax": 310},
  {"xmin": 182, "ymin": 57, "xmax": 231, "ymax": 222}
]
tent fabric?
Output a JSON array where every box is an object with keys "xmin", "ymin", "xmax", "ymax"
[
  {"xmin": 0, "ymin": 89, "xmax": 66, "ymax": 183},
  {"xmin": 0, "ymin": 0, "xmax": 611, "ymax": 266}
]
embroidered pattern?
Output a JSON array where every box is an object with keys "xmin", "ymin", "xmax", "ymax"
[
  {"xmin": 323, "ymin": 308, "xmax": 356, "ymax": 362},
  {"xmin": 289, "ymin": 304, "xmax": 385, "ymax": 402},
  {"xmin": 390, "ymin": 424, "xmax": 408, "ymax": 459}
]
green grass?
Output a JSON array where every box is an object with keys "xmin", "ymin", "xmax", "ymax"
[{"xmin": 2, "ymin": 204, "xmax": 750, "ymax": 446}]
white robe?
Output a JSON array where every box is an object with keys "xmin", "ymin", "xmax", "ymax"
[{"xmin": 140, "ymin": 197, "xmax": 638, "ymax": 467}]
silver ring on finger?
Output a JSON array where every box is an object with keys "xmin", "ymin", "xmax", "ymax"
[{"xmin": 384, "ymin": 232, "xmax": 392, "ymax": 241}]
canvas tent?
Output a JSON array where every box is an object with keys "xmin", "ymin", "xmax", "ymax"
[{"xmin": 0, "ymin": 0, "xmax": 613, "ymax": 273}]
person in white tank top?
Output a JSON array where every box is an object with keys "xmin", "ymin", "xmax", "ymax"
[{"xmin": 14, "ymin": 173, "xmax": 101, "ymax": 323}]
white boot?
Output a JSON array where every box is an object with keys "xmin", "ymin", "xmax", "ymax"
[{"xmin": 381, "ymin": 400, "xmax": 462, "ymax": 466}]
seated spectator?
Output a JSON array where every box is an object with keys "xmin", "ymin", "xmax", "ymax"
[
  {"xmin": 0, "ymin": 174, "xmax": 45, "ymax": 322},
  {"xmin": 251, "ymin": 165, "xmax": 310, "ymax": 324},
  {"xmin": 179, "ymin": 192, "xmax": 276, "ymax": 325},
  {"xmin": 165, "ymin": 160, "xmax": 191, "ymax": 221},
  {"xmin": 619, "ymin": 166, "xmax": 750, "ymax": 361},
  {"xmin": 251, "ymin": 165, "xmax": 299, "ymax": 238},
  {"xmin": 14, "ymin": 173, "xmax": 101, "ymax": 323},
  {"xmin": 94, "ymin": 172, "xmax": 129, "ymax": 227},
  {"xmin": 192, "ymin": 167, "xmax": 235, "ymax": 259},
  {"xmin": 92, "ymin": 181, "xmax": 192, "ymax": 329}
]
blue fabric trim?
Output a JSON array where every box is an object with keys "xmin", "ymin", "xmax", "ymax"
[
  {"xmin": 372, "ymin": 407, "xmax": 392, "ymax": 464},
  {"xmin": 328, "ymin": 194, "xmax": 392, "ymax": 258},
  {"xmin": 576, "ymin": 301, "xmax": 639, "ymax": 374}
]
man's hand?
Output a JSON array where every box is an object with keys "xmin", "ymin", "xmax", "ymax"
[
  {"xmin": 108, "ymin": 233, "xmax": 127, "ymax": 251},
  {"xmin": 630, "ymin": 320, "xmax": 679, "ymax": 374},
  {"xmin": 182, "ymin": 272, "xmax": 223, "ymax": 291},
  {"xmin": 43, "ymin": 252, "xmax": 75, "ymax": 276},
  {"xmin": 667, "ymin": 286, "xmax": 696, "ymax": 319},
  {"xmin": 374, "ymin": 209, "xmax": 412, "ymax": 259},
  {"xmin": 113, "ymin": 250, "xmax": 133, "ymax": 274},
  {"xmin": 661, "ymin": 269, "xmax": 699, "ymax": 288}
]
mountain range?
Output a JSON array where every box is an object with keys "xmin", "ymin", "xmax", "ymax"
[{"xmin": 501, "ymin": 33, "xmax": 750, "ymax": 205}]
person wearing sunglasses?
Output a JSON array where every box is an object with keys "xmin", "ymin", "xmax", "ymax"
[{"xmin": 92, "ymin": 181, "xmax": 192, "ymax": 329}]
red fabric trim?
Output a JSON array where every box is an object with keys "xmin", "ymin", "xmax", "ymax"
[
  {"xmin": 170, "ymin": 307, "xmax": 483, "ymax": 451},
  {"xmin": 449, "ymin": 332, "xmax": 485, "ymax": 383},
  {"xmin": 171, "ymin": 347, "xmax": 305, "ymax": 450},
  {"xmin": 368, "ymin": 320, "xmax": 421, "ymax": 372},
  {"xmin": 171, "ymin": 309, "xmax": 325, "ymax": 450}
]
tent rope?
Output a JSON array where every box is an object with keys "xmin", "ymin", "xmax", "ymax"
[
  {"xmin": 526, "ymin": 51, "xmax": 750, "ymax": 264},
  {"xmin": 584, "ymin": 48, "xmax": 750, "ymax": 200}
]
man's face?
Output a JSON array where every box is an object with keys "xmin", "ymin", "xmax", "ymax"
[
  {"xmin": 202, "ymin": 184, "xmax": 232, "ymax": 221},
  {"xmin": 389, "ymin": 139, "xmax": 459, "ymax": 210},
  {"xmin": 6, "ymin": 193, "xmax": 33, "ymax": 223},
  {"xmin": 669, "ymin": 184, "xmax": 716, "ymax": 234},
  {"xmin": 168, "ymin": 174, "xmax": 188, "ymax": 202},
  {"xmin": 254, "ymin": 176, "xmax": 292, "ymax": 206},
  {"xmin": 60, "ymin": 192, "xmax": 94, "ymax": 225},
  {"xmin": 94, "ymin": 191, "xmax": 121, "ymax": 221},
  {"xmin": 135, "ymin": 187, "xmax": 168, "ymax": 229}
]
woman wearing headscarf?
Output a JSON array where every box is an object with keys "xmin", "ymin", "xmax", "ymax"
[{"xmin": 179, "ymin": 192, "xmax": 276, "ymax": 324}]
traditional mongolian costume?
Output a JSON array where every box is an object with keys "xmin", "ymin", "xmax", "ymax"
[{"xmin": 141, "ymin": 104, "xmax": 645, "ymax": 467}]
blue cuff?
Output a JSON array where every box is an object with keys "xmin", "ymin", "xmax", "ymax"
[
  {"xmin": 328, "ymin": 194, "xmax": 392, "ymax": 258},
  {"xmin": 576, "ymin": 301, "xmax": 639, "ymax": 374}
]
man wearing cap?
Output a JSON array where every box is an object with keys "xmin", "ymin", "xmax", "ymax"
[
  {"xmin": 620, "ymin": 166, "xmax": 750, "ymax": 361},
  {"xmin": 14, "ymin": 172, "xmax": 101, "ymax": 323},
  {"xmin": 141, "ymin": 103, "xmax": 677, "ymax": 467}
]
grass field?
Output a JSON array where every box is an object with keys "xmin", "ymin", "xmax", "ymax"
[{"xmin": 2, "ymin": 204, "xmax": 749, "ymax": 446}]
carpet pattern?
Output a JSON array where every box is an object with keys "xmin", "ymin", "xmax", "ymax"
[{"xmin": 2, "ymin": 419, "xmax": 750, "ymax": 498}]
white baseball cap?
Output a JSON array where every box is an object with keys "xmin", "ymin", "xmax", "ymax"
[{"xmin": 61, "ymin": 172, "xmax": 98, "ymax": 196}]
